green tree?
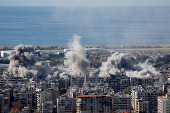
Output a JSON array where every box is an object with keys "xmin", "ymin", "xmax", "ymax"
[
  {"xmin": 156, "ymin": 57, "xmax": 163, "ymax": 63},
  {"xmin": 154, "ymin": 62, "xmax": 163, "ymax": 68},
  {"xmin": 163, "ymin": 55, "xmax": 170, "ymax": 64},
  {"xmin": 140, "ymin": 55, "xmax": 149, "ymax": 63},
  {"xmin": 123, "ymin": 86, "xmax": 132, "ymax": 95},
  {"xmin": 59, "ymin": 88, "xmax": 66, "ymax": 95}
]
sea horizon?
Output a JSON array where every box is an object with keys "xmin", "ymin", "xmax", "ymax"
[{"xmin": 0, "ymin": 6, "xmax": 170, "ymax": 46}]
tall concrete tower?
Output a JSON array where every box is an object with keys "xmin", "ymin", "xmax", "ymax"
[{"xmin": 84, "ymin": 74, "xmax": 89, "ymax": 87}]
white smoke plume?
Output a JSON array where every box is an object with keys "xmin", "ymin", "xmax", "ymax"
[
  {"xmin": 50, "ymin": 66, "xmax": 69, "ymax": 79},
  {"xmin": 36, "ymin": 64, "xmax": 53, "ymax": 78},
  {"xmin": 64, "ymin": 35, "xmax": 90, "ymax": 75},
  {"xmin": 8, "ymin": 44, "xmax": 37, "ymax": 77},
  {"xmin": 89, "ymin": 68, "xmax": 99, "ymax": 77},
  {"xmin": 58, "ymin": 72, "xmax": 69, "ymax": 79},
  {"xmin": 99, "ymin": 52, "xmax": 161, "ymax": 78},
  {"xmin": 47, "ymin": 74, "xmax": 52, "ymax": 79},
  {"xmin": 8, "ymin": 39, "xmax": 90, "ymax": 79}
]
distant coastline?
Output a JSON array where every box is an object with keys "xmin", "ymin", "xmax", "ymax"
[{"xmin": 0, "ymin": 44, "xmax": 170, "ymax": 52}]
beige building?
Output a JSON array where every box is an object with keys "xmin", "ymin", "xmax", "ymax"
[
  {"xmin": 76, "ymin": 95, "xmax": 112, "ymax": 113},
  {"xmin": 134, "ymin": 98, "xmax": 149, "ymax": 113},
  {"xmin": 158, "ymin": 94, "xmax": 170, "ymax": 113}
]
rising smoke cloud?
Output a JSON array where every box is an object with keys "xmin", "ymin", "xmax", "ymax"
[
  {"xmin": 99, "ymin": 52, "xmax": 161, "ymax": 78},
  {"xmin": 36, "ymin": 64, "xmax": 53, "ymax": 78},
  {"xmin": 64, "ymin": 35, "xmax": 90, "ymax": 75},
  {"xmin": 8, "ymin": 44, "xmax": 37, "ymax": 77},
  {"xmin": 8, "ymin": 35, "xmax": 90, "ymax": 79},
  {"xmin": 8, "ymin": 37, "xmax": 160, "ymax": 80}
]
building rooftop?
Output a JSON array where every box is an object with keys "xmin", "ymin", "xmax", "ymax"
[
  {"xmin": 77, "ymin": 94, "xmax": 108, "ymax": 98},
  {"xmin": 158, "ymin": 94, "xmax": 170, "ymax": 100}
]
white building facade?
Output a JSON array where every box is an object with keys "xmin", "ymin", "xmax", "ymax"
[{"xmin": 158, "ymin": 94, "xmax": 170, "ymax": 113}]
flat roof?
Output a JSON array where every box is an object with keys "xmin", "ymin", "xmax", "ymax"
[{"xmin": 77, "ymin": 95, "xmax": 108, "ymax": 98}]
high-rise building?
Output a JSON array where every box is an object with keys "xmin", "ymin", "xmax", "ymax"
[
  {"xmin": 112, "ymin": 93, "xmax": 131, "ymax": 112},
  {"xmin": 134, "ymin": 98, "xmax": 149, "ymax": 113},
  {"xmin": 36, "ymin": 91, "xmax": 48, "ymax": 109},
  {"xmin": 20, "ymin": 92, "xmax": 33, "ymax": 108},
  {"xmin": 13, "ymin": 88, "xmax": 33, "ymax": 109},
  {"xmin": 0, "ymin": 91, "xmax": 10, "ymax": 113},
  {"xmin": 0, "ymin": 76, "xmax": 5, "ymax": 87},
  {"xmin": 0, "ymin": 94, "xmax": 4, "ymax": 113},
  {"xmin": 76, "ymin": 95, "xmax": 112, "ymax": 113},
  {"xmin": 158, "ymin": 94, "xmax": 170, "ymax": 113},
  {"xmin": 89, "ymin": 76, "xmax": 104, "ymax": 84},
  {"xmin": 57, "ymin": 96, "xmax": 76, "ymax": 113},
  {"xmin": 131, "ymin": 86, "xmax": 162, "ymax": 112},
  {"xmin": 58, "ymin": 78, "xmax": 70, "ymax": 89},
  {"xmin": 107, "ymin": 74, "xmax": 130, "ymax": 93},
  {"xmin": 130, "ymin": 78, "xmax": 142, "ymax": 86},
  {"xmin": 46, "ymin": 88, "xmax": 59, "ymax": 105},
  {"xmin": 41, "ymin": 101, "xmax": 53, "ymax": 113},
  {"xmin": 71, "ymin": 77, "xmax": 84, "ymax": 87},
  {"xmin": 161, "ymin": 82, "xmax": 170, "ymax": 95}
]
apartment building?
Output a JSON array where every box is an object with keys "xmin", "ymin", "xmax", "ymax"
[
  {"xmin": 5, "ymin": 76, "xmax": 27, "ymax": 87},
  {"xmin": 107, "ymin": 74, "xmax": 130, "ymax": 93},
  {"xmin": 131, "ymin": 86, "xmax": 162, "ymax": 112},
  {"xmin": 46, "ymin": 88, "xmax": 59, "ymax": 105},
  {"xmin": 112, "ymin": 93, "xmax": 131, "ymax": 112},
  {"xmin": 161, "ymin": 82, "xmax": 170, "ymax": 95},
  {"xmin": 41, "ymin": 101, "xmax": 53, "ymax": 113},
  {"xmin": 36, "ymin": 91, "xmax": 50, "ymax": 108},
  {"xmin": 134, "ymin": 98, "xmax": 149, "ymax": 113},
  {"xmin": 89, "ymin": 77, "xmax": 104, "ymax": 84},
  {"xmin": 0, "ymin": 94, "xmax": 4, "ymax": 113},
  {"xmin": 158, "ymin": 94, "xmax": 170, "ymax": 113},
  {"xmin": 71, "ymin": 77, "xmax": 84, "ymax": 87},
  {"xmin": 76, "ymin": 95, "xmax": 112, "ymax": 113},
  {"xmin": 0, "ymin": 76, "xmax": 5, "ymax": 87},
  {"xmin": 57, "ymin": 96, "xmax": 76, "ymax": 113},
  {"xmin": 58, "ymin": 78, "xmax": 70, "ymax": 89},
  {"xmin": 130, "ymin": 77, "xmax": 159, "ymax": 87}
]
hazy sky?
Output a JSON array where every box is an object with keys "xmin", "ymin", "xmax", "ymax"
[{"xmin": 0, "ymin": 0, "xmax": 170, "ymax": 6}]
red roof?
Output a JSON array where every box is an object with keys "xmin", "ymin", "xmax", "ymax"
[
  {"xmin": 11, "ymin": 107, "xmax": 19, "ymax": 109},
  {"xmin": 77, "ymin": 95, "xmax": 108, "ymax": 98},
  {"xmin": 9, "ymin": 86, "xmax": 14, "ymax": 88}
]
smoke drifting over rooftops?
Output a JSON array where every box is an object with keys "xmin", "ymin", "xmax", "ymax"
[
  {"xmin": 8, "ymin": 36, "xmax": 161, "ymax": 80},
  {"xmin": 99, "ymin": 52, "xmax": 161, "ymax": 78}
]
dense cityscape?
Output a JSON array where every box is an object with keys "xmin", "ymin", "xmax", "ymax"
[{"xmin": 0, "ymin": 36, "xmax": 170, "ymax": 113}]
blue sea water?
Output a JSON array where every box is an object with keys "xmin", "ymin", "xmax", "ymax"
[{"xmin": 0, "ymin": 6, "xmax": 170, "ymax": 46}]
